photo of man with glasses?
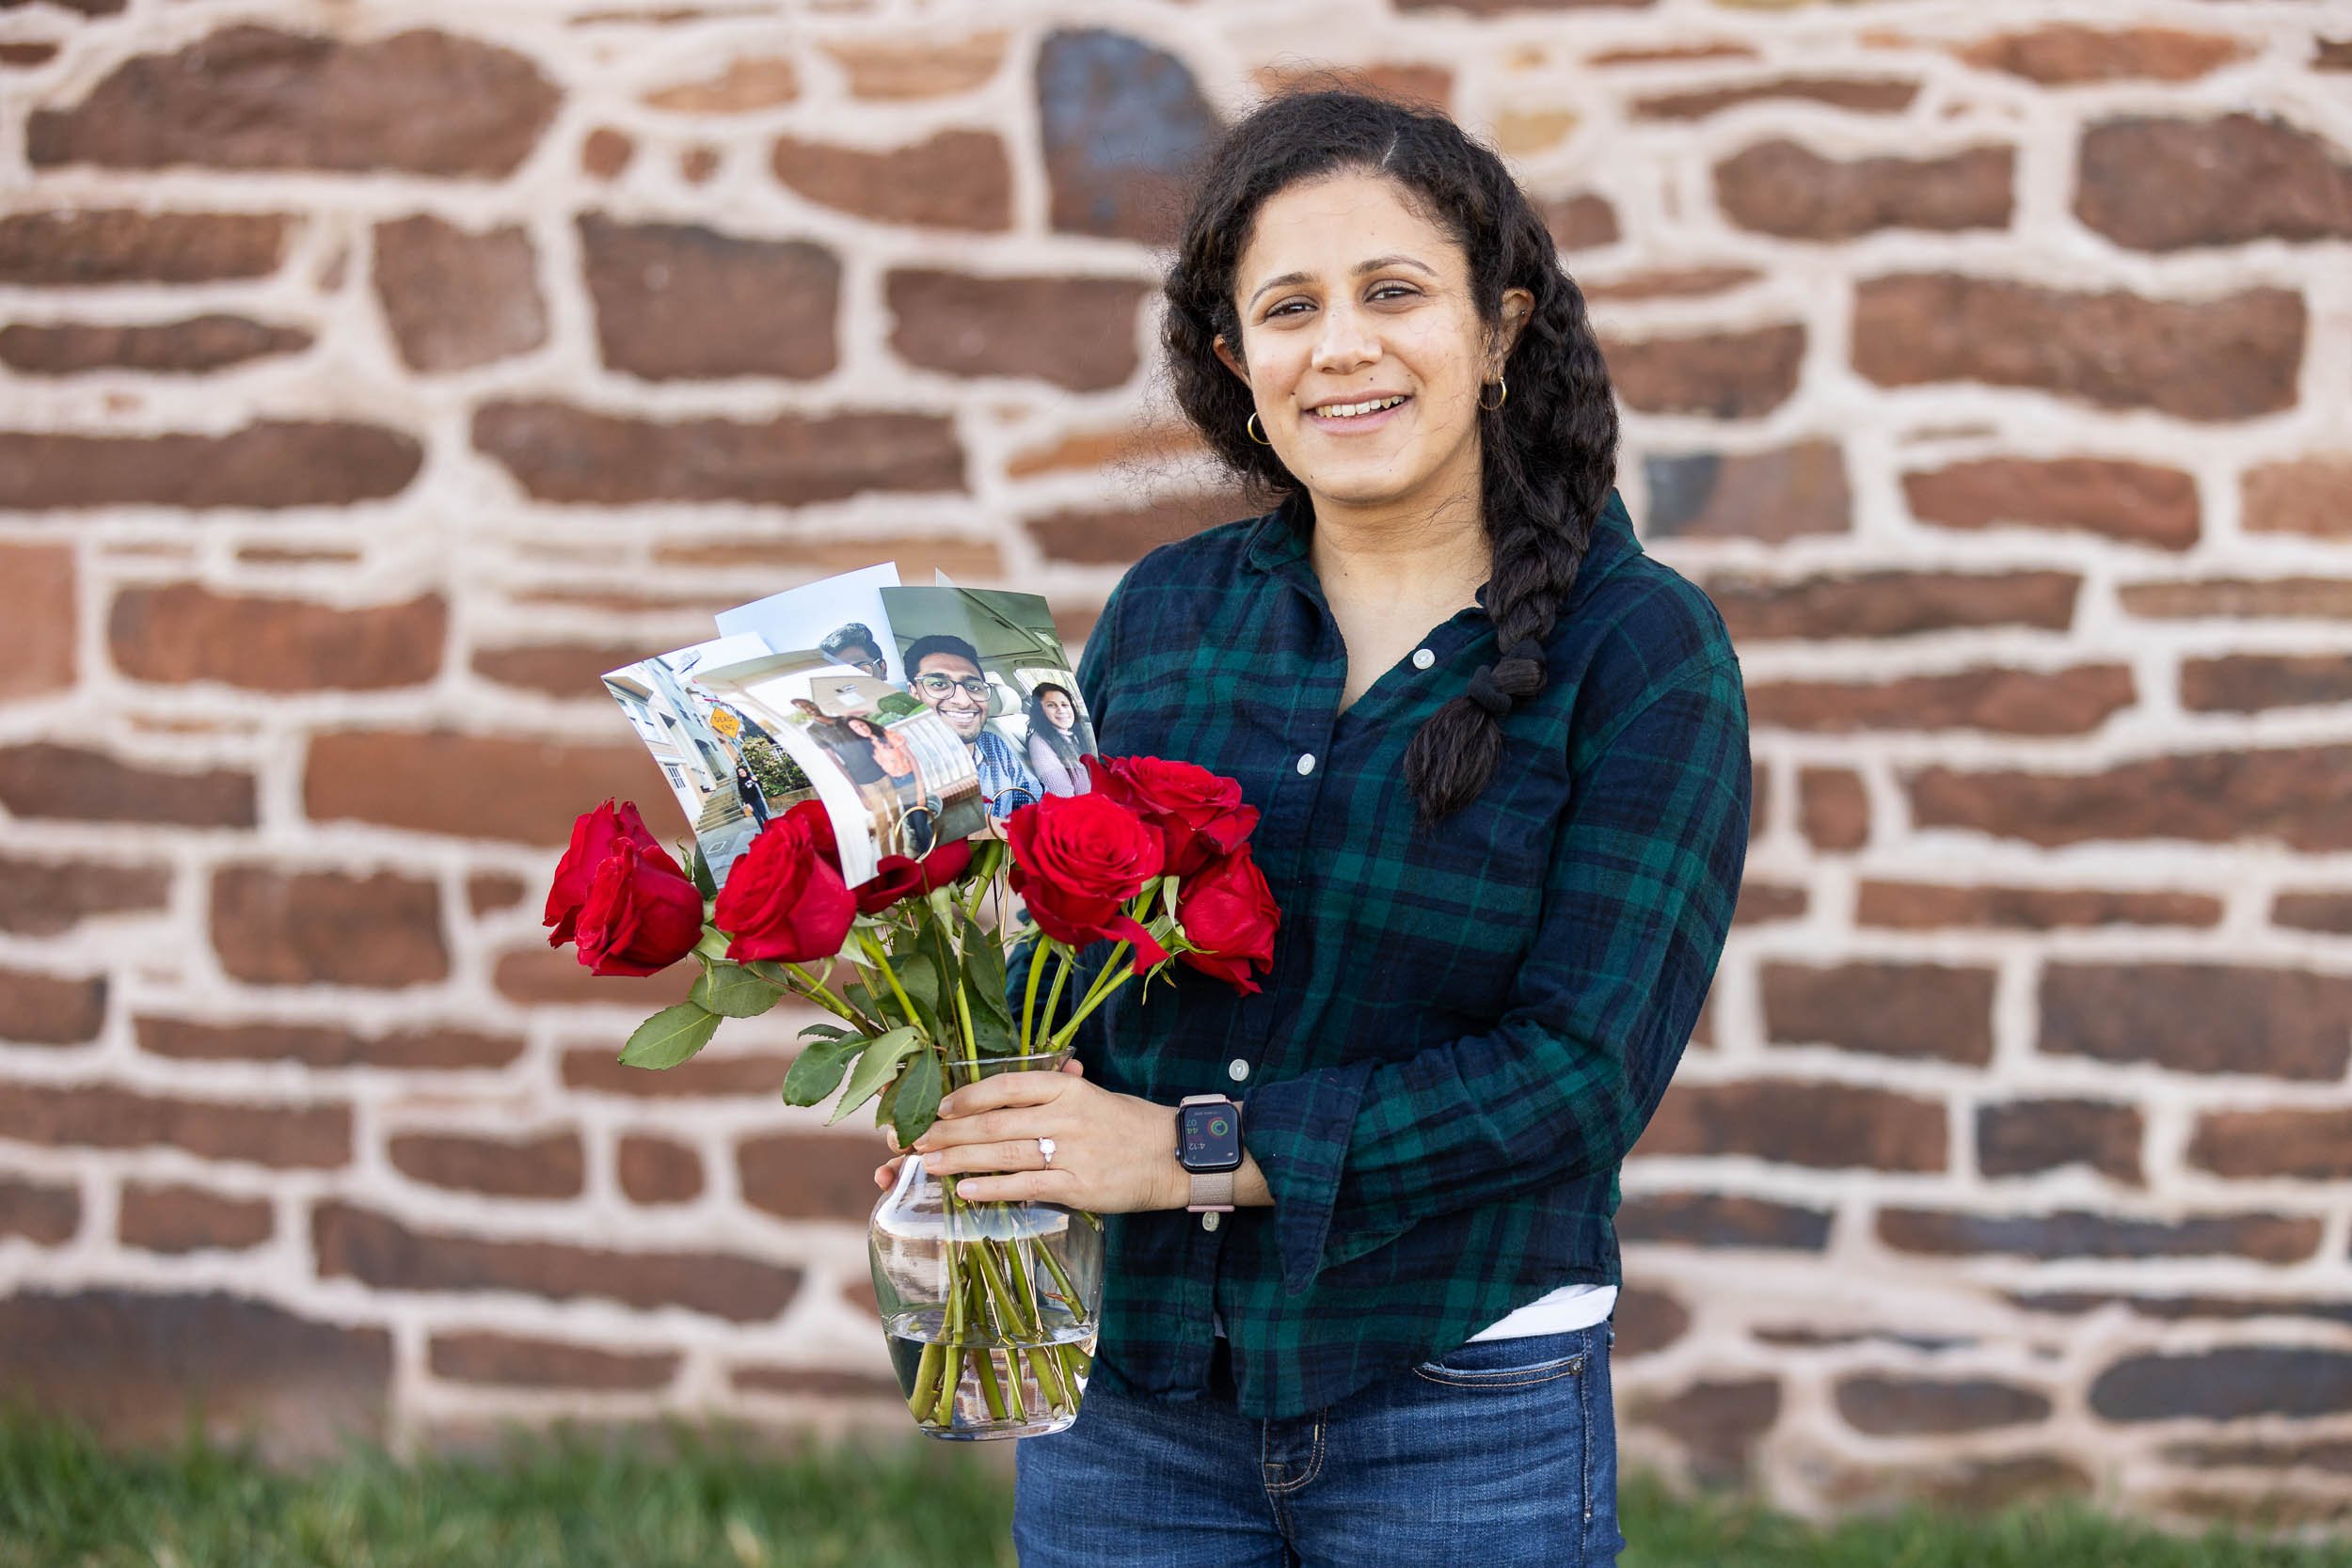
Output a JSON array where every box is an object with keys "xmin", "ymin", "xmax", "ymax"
[
  {"xmin": 902, "ymin": 633, "xmax": 1042, "ymax": 821},
  {"xmin": 818, "ymin": 622, "xmax": 891, "ymax": 682}
]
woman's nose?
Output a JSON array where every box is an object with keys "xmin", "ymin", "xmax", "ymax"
[{"xmin": 1311, "ymin": 302, "xmax": 1381, "ymax": 373}]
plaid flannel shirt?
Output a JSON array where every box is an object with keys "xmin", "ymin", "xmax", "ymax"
[{"xmin": 1033, "ymin": 487, "xmax": 1750, "ymax": 1418}]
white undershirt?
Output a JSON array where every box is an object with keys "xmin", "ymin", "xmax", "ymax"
[{"xmin": 1214, "ymin": 1282, "xmax": 1616, "ymax": 1341}]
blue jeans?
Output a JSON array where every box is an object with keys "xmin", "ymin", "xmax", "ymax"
[{"xmin": 1013, "ymin": 1320, "xmax": 1622, "ymax": 1567}]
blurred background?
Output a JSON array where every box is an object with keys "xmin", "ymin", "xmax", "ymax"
[{"xmin": 0, "ymin": 0, "xmax": 2348, "ymax": 1531}]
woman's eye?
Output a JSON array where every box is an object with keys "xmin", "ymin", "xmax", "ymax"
[
  {"xmin": 1266, "ymin": 299, "xmax": 1311, "ymax": 319},
  {"xmin": 1370, "ymin": 283, "xmax": 1419, "ymax": 303}
]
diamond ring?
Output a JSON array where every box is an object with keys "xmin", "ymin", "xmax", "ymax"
[{"xmin": 1037, "ymin": 1137, "xmax": 1057, "ymax": 1167}]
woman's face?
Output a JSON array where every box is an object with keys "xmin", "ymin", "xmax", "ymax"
[
  {"xmin": 1041, "ymin": 690, "xmax": 1074, "ymax": 730},
  {"xmin": 1216, "ymin": 170, "xmax": 1526, "ymax": 517},
  {"xmin": 846, "ymin": 718, "xmax": 874, "ymax": 739}
]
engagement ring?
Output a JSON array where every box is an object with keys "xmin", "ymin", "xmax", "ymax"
[{"xmin": 1038, "ymin": 1137, "xmax": 1057, "ymax": 1166}]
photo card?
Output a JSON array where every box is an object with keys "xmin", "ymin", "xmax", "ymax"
[{"xmin": 879, "ymin": 586, "xmax": 1098, "ymax": 814}]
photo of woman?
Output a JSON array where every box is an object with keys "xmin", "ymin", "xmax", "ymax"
[
  {"xmin": 1022, "ymin": 680, "xmax": 1093, "ymax": 797},
  {"xmin": 732, "ymin": 762, "xmax": 771, "ymax": 831}
]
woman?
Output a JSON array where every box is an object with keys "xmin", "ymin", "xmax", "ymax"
[
  {"xmin": 846, "ymin": 713, "xmax": 919, "ymax": 801},
  {"xmin": 731, "ymin": 762, "xmax": 770, "ymax": 831},
  {"xmin": 877, "ymin": 91, "xmax": 1748, "ymax": 1566},
  {"xmin": 1022, "ymin": 681, "xmax": 1092, "ymax": 797}
]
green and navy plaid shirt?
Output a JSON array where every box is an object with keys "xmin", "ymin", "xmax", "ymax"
[{"xmin": 1049, "ymin": 485, "xmax": 1749, "ymax": 1418}]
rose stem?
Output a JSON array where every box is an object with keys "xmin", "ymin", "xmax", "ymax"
[
  {"xmin": 907, "ymin": 1340, "xmax": 946, "ymax": 1418},
  {"xmin": 1020, "ymin": 936, "xmax": 1051, "ymax": 1054}
]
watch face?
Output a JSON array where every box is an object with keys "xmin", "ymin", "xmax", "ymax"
[{"xmin": 1181, "ymin": 1101, "xmax": 1243, "ymax": 1173}]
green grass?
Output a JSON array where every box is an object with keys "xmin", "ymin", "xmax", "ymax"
[{"xmin": 4, "ymin": 1410, "xmax": 2347, "ymax": 1567}]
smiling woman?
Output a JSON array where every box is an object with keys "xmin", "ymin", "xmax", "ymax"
[{"xmin": 889, "ymin": 89, "xmax": 1749, "ymax": 1568}]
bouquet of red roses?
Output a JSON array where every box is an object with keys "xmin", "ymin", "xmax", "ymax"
[{"xmin": 545, "ymin": 754, "xmax": 1278, "ymax": 1438}]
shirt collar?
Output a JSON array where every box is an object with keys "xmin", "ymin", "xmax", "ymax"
[{"xmin": 1242, "ymin": 486, "xmax": 1642, "ymax": 617}]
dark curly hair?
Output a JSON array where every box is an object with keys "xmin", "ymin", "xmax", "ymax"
[{"xmin": 1162, "ymin": 89, "xmax": 1619, "ymax": 824}]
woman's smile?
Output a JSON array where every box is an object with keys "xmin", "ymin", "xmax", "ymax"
[{"xmin": 1305, "ymin": 391, "xmax": 1412, "ymax": 434}]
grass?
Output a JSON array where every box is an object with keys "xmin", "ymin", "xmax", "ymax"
[{"xmin": 3, "ymin": 1410, "xmax": 2347, "ymax": 1567}]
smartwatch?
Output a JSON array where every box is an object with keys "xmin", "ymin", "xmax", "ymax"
[{"xmin": 1177, "ymin": 1094, "xmax": 1242, "ymax": 1212}]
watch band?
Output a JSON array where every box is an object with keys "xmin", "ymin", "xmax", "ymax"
[
  {"xmin": 1186, "ymin": 1169, "xmax": 1236, "ymax": 1213},
  {"xmin": 1179, "ymin": 1094, "xmax": 1238, "ymax": 1213}
]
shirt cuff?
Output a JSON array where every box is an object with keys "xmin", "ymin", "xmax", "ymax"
[{"xmin": 1241, "ymin": 1060, "xmax": 1374, "ymax": 1296}]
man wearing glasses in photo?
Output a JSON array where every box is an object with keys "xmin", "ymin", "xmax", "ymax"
[
  {"xmin": 818, "ymin": 623, "xmax": 892, "ymax": 682},
  {"xmin": 902, "ymin": 633, "xmax": 1042, "ymax": 821}
]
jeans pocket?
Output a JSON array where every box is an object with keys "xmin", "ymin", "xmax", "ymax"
[{"xmin": 1410, "ymin": 1330, "xmax": 1589, "ymax": 1390}]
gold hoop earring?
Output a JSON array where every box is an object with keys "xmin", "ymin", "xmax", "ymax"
[
  {"xmin": 1246, "ymin": 411, "xmax": 1272, "ymax": 446},
  {"xmin": 1479, "ymin": 375, "xmax": 1507, "ymax": 413}
]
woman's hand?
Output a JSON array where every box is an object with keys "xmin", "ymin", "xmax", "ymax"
[
  {"xmin": 873, "ymin": 1057, "xmax": 1188, "ymax": 1213},
  {"xmin": 875, "ymin": 1058, "xmax": 1084, "ymax": 1191}
]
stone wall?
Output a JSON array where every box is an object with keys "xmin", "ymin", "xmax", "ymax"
[{"xmin": 2, "ymin": 0, "xmax": 2349, "ymax": 1524}]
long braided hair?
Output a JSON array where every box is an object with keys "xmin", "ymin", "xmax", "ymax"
[{"xmin": 1162, "ymin": 90, "xmax": 1619, "ymax": 824}]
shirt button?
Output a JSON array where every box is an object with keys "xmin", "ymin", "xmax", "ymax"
[
  {"xmin": 1296, "ymin": 752, "xmax": 1316, "ymax": 776},
  {"xmin": 1412, "ymin": 647, "xmax": 1435, "ymax": 670},
  {"xmin": 1202, "ymin": 1212, "xmax": 1220, "ymax": 1231},
  {"xmin": 1228, "ymin": 1058, "xmax": 1249, "ymax": 1083}
]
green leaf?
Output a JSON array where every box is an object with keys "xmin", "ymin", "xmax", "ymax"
[
  {"xmin": 891, "ymin": 1049, "xmax": 944, "ymax": 1145},
  {"xmin": 891, "ymin": 949, "xmax": 945, "ymax": 1039},
  {"xmin": 825, "ymin": 1026, "xmax": 923, "ymax": 1125},
  {"xmin": 798, "ymin": 1022, "xmax": 855, "ymax": 1043},
  {"xmin": 959, "ymin": 911, "xmax": 1010, "ymax": 1022},
  {"xmin": 782, "ymin": 1033, "xmax": 862, "ymax": 1106},
  {"xmin": 618, "ymin": 1004, "xmax": 722, "ymax": 1070},
  {"xmin": 968, "ymin": 1006, "xmax": 1016, "ymax": 1057},
  {"xmin": 690, "ymin": 962, "xmax": 782, "ymax": 1019},
  {"xmin": 687, "ymin": 842, "xmax": 719, "ymax": 900}
]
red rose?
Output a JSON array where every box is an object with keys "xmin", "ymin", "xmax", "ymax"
[
  {"xmin": 1089, "ymin": 755, "xmax": 1261, "ymax": 879},
  {"xmin": 1175, "ymin": 846, "xmax": 1279, "ymax": 996},
  {"xmin": 713, "ymin": 810, "xmax": 859, "ymax": 964},
  {"xmin": 573, "ymin": 838, "xmax": 705, "ymax": 977},
  {"xmin": 1007, "ymin": 793, "xmax": 1168, "ymax": 970},
  {"xmin": 546, "ymin": 799, "xmax": 663, "ymax": 947},
  {"xmin": 783, "ymin": 798, "xmax": 838, "ymax": 868}
]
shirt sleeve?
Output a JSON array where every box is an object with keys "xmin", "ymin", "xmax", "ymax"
[{"xmin": 1242, "ymin": 649, "xmax": 1751, "ymax": 1295}]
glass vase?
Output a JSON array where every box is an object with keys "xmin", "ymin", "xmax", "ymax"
[{"xmin": 869, "ymin": 1049, "xmax": 1104, "ymax": 1440}]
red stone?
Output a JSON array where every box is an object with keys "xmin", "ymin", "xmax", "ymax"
[
  {"xmin": 26, "ymin": 26, "xmax": 559, "ymax": 177},
  {"xmin": 0, "ymin": 743, "xmax": 255, "ymax": 827},
  {"xmin": 466, "ymin": 873, "xmax": 528, "ymax": 916},
  {"xmin": 429, "ymin": 1331, "xmax": 680, "ymax": 1391},
  {"xmin": 0, "ymin": 1080, "xmax": 349, "ymax": 1168},
  {"xmin": 730, "ymin": 1363, "xmax": 900, "ymax": 1399},
  {"xmin": 1857, "ymin": 882, "xmax": 2220, "ymax": 930},
  {"xmin": 1634, "ymin": 76, "xmax": 1916, "ymax": 119},
  {"xmin": 0, "ymin": 421, "xmax": 421, "ymax": 510},
  {"xmin": 581, "ymin": 127, "xmax": 632, "ymax": 178},
  {"xmin": 1959, "ymin": 24, "xmax": 2243, "ymax": 83},
  {"xmin": 1879, "ymin": 1206, "xmax": 2321, "ymax": 1264},
  {"xmin": 1760, "ymin": 960, "xmax": 1995, "ymax": 1064},
  {"xmin": 1613, "ymin": 1286, "xmax": 1691, "ymax": 1357},
  {"xmin": 739, "ymin": 1132, "xmax": 893, "ymax": 1224},
  {"xmin": 473, "ymin": 401, "xmax": 962, "ymax": 506},
  {"xmin": 1644, "ymin": 442, "xmax": 1848, "ymax": 541},
  {"xmin": 1797, "ymin": 767, "xmax": 1868, "ymax": 851},
  {"xmin": 2091, "ymin": 1347, "xmax": 2352, "ymax": 1423},
  {"xmin": 773, "ymin": 131, "xmax": 1012, "ymax": 230},
  {"xmin": 0, "ymin": 1175, "xmax": 79, "ymax": 1245},
  {"xmin": 1628, "ymin": 1376, "xmax": 1781, "ymax": 1483},
  {"xmin": 211, "ymin": 865, "xmax": 448, "ymax": 989},
  {"xmin": 111, "ymin": 586, "xmax": 444, "ymax": 691},
  {"xmin": 1633, "ymin": 1078, "xmax": 1947, "ymax": 1171},
  {"xmin": 2243, "ymin": 456, "xmax": 2352, "ymax": 538},
  {"xmin": 1747, "ymin": 665, "xmax": 2133, "ymax": 736},
  {"xmin": 135, "ymin": 1015, "xmax": 522, "ymax": 1071},
  {"xmin": 389, "ymin": 1131, "xmax": 585, "ymax": 1199},
  {"xmin": 493, "ymin": 946, "xmax": 696, "ymax": 1009},
  {"xmin": 0, "ymin": 853, "xmax": 168, "ymax": 936},
  {"xmin": 2181, "ymin": 655, "xmax": 2352, "ymax": 713},
  {"xmin": 1603, "ymin": 324, "xmax": 1804, "ymax": 418},
  {"xmin": 2189, "ymin": 1108, "xmax": 2352, "ymax": 1180},
  {"xmin": 580, "ymin": 215, "xmax": 838, "ymax": 382},
  {"xmin": 822, "ymin": 36, "xmax": 1005, "ymax": 99},
  {"xmin": 1854, "ymin": 275, "xmax": 2304, "ymax": 421},
  {"xmin": 2043, "ymin": 963, "xmax": 2352, "ymax": 1081},
  {"xmin": 0, "ymin": 966, "xmax": 107, "ymax": 1045},
  {"xmin": 1026, "ymin": 487, "xmax": 1258, "ymax": 565},
  {"xmin": 2077, "ymin": 115, "xmax": 2352, "ymax": 252},
  {"xmin": 1979, "ymin": 1099, "xmax": 2143, "ymax": 1184},
  {"xmin": 305, "ymin": 728, "xmax": 664, "ymax": 845},
  {"xmin": 618, "ymin": 1134, "xmax": 704, "ymax": 1204},
  {"xmin": 560, "ymin": 1046, "xmax": 793, "ymax": 1098},
  {"xmin": 1703, "ymin": 570, "xmax": 2078, "ymax": 641},
  {"xmin": 2120, "ymin": 578, "xmax": 2352, "ymax": 621},
  {"xmin": 2275, "ymin": 891, "xmax": 2352, "ymax": 936},
  {"xmin": 312, "ymin": 1201, "xmax": 800, "ymax": 1322},
  {"xmin": 887, "ymin": 270, "xmax": 1147, "ymax": 391},
  {"xmin": 119, "ymin": 1181, "xmax": 273, "ymax": 1253},
  {"xmin": 1615, "ymin": 1192, "xmax": 1832, "ymax": 1250},
  {"xmin": 373, "ymin": 215, "xmax": 548, "ymax": 373},
  {"xmin": 0, "ymin": 209, "xmax": 290, "ymax": 286},
  {"xmin": 1544, "ymin": 192, "xmax": 1620, "ymax": 252},
  {"xmin": 1715, "ymin": 140, "xmax": 2012, "ymax": 238},
  {"xmin": 1836, "ymin": 1375, "xmax": 2052, "ymax": 1435},
  {"xmin": 1909, "ymin": 746, "xmax": 2352, "ymax": 851},
  {"xmin": 473, "ymin": 641, "xmax": 675, "ymax": 698},
  {"xmin": 0, "ymin": 542, "xmax": 73, "ymax": 699},
  {"xmin": 1904, "ymin": 456, "xmax": 2199, "ymax": 549},
  {"xmin": 0, "ymin": 315, "xmax": 310, "ymax": 374}
]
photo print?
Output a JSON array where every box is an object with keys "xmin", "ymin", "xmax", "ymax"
[
  {"xmin": 602, "ymin": 633, "xmax": 801, "ymax": 886},
  {"xmin": 878, "ymin": 586, "xmax": 1097, "ymax": 815},
  {"xmin": 715, "ymin": 562, "xmax": 906, "ymax": 687}
]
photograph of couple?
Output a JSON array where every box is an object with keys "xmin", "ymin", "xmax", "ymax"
[{"xmin": 604, "ymin": 571, "xmax": 1095, "ymax": 891}]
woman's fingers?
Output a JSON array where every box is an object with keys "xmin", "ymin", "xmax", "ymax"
[
  {"xmin": 921, "ymin": 1138, "xmax": 1055, "ymax": 1178},
  {"xmin": 873, "ymin": 1153, "xmax": 906, "ymax": 1190}
]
